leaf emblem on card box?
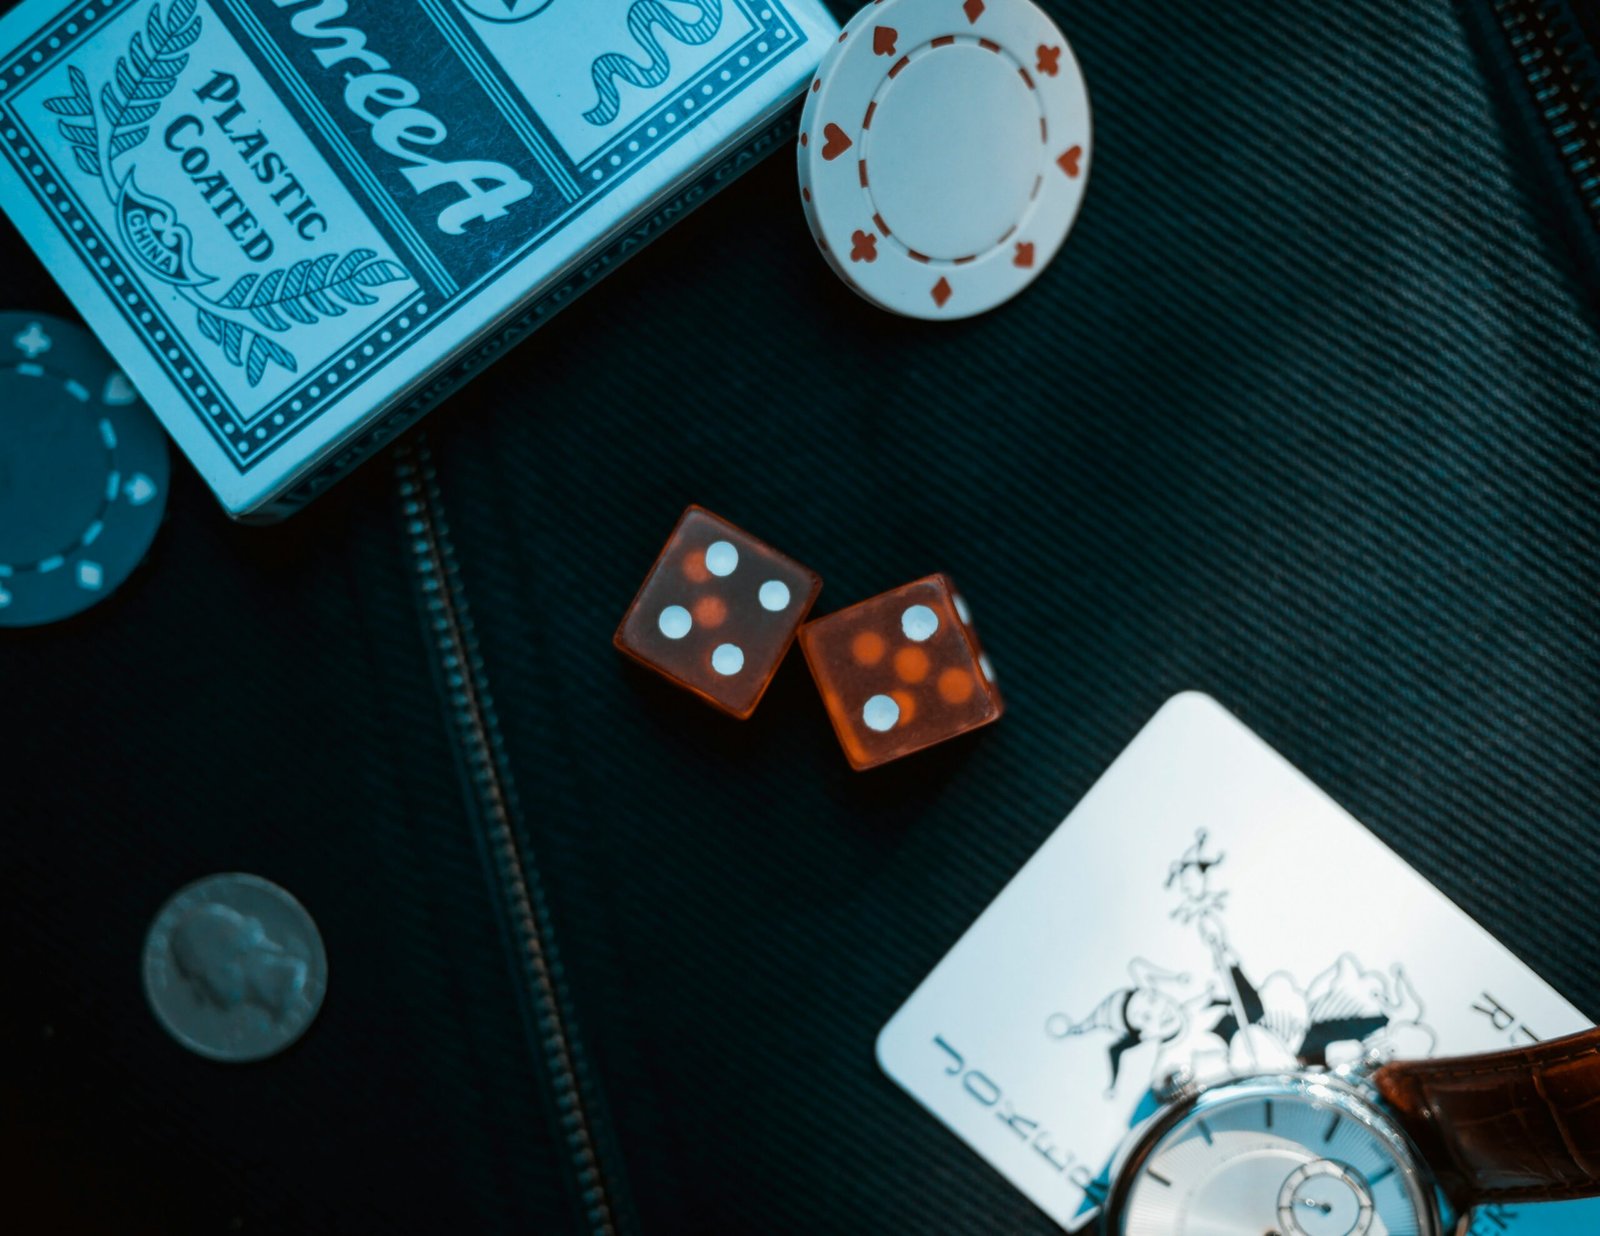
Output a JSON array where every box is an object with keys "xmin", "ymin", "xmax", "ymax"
[
  {"xmin": 216, "ymin": 252, "xmax": 410, "ymax": 331},
  {"xmin": 99, "ymin": 0, "xmax": 201, "ymax": 161},
  {"xmin": 43, "ymin": 0, "xmax": 413, "ymax": 390},
  {"xmin": 195, "ymin": 306, "xmax": 298, "ymax": 388},
  {"xmin": 42, "ymin": 67, "xmax": 101, "ymax": 176},
  {"xmin": 195, "ymin": 251, "xmax": 409, "ymax": 386}
]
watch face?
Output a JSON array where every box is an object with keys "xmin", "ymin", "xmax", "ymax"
[{"xmin": 1108, "ymin": 1076, "xmax": 1439, "ymax": 1236}]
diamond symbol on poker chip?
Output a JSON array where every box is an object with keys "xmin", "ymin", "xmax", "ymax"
[
  {"xmin": 931, "ymin": 277, "xmax": 953, "ymax": 308},
  {"xmin": 124, "ymin": 473, "xmax": 158, "ymax": 506},
  {"xmin": 963, "ymin": 0, "xmax": 985, "ymax": 22}
]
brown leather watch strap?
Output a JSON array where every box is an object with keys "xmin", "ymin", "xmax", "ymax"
[{"xmin": 1373, "ymin": 1026, "xmax": 1600, "ymax": 1206}]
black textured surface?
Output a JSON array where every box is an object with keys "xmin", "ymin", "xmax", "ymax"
[{"xmin": 4, "ymin": 0, "xmax": 1599, "ymax": 1232}]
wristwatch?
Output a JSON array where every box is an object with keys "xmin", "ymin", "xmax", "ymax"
[{"xmin": 1100, "ymin": 1026, "xmax": 1600, "ymax": 1234}]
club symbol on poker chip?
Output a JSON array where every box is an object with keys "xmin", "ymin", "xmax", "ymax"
[
  {"xmin": 796, "ymin": 0, "xmax": 1092, "ymax": 320},
  {"xmin": 13, "ymin": 321, "xmax": 50, "ymax": 358}
]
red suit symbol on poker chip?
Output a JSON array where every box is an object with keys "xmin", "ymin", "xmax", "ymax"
[
  {"xmin": 873, "ymin": 25, "xmax": 898, "ymax": 55},
  {"xmin": 822, "ymin": 123, "xmax": 853, "ymax": 160},
  {"xmin": 963, "ymin": 0, "xmax": 985, "ymax": 21},
  {"xmin": 851, "ymin": 231, "xmax": 879, "ymax": 262},
  {"xmin": 1036, "ymin": 44, "xmax": 1061, "ymax": 75},
  {"xmin": 931, "ymin": 277, "xmax": 953, "ymax": 308},
  {"xmin": 1013, "ymin": 242, "xmax": 1035, "ymax": 268},
  {"xmin": 1058, "ymin": 145, "xmax": 1083, "ymax": 177}
]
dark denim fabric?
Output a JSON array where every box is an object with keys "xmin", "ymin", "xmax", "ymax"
[{"xmin": 4, "ymin": 1, "xmax": 1598, "ymax": 1232}]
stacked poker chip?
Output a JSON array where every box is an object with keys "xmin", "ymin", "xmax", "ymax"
[{"xmin": 797, "ymin": 0, "xmax": 1092, "ymax": 320}]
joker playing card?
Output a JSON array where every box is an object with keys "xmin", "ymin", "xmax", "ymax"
[{"xmin": 877, "ymin": 692, "xmax": 1598, "ymax": 1233}]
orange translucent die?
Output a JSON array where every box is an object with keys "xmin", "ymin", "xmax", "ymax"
[
  {"xmin": 799, "ymin": 575, "xmax": 1003, "ymax": 770},
  {"xmin": 614, "ymin": 506, "xmax": 822, "ymax": 719}
]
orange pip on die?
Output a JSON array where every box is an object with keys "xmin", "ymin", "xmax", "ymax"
[
  {"xmin": 798, "ymin": 575, "xmax": 1003, "ymax": 770},
  {"xmin": 614, "ymin": 506, "xmax": 823, "ymax": 719}
]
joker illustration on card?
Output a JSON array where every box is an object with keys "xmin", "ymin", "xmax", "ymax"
[
  {"xmin": 1048, "ymin": 830, "xmax": 1438, "ymax": 1100},
  {"xmin": 877, "ymin": 694, "xmax": 1595, "ymax": 1234}
]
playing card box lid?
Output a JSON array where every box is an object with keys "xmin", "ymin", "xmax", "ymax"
[{"xmin": 0, "ymin": 0, "xmax": 836, "ymax": 518}]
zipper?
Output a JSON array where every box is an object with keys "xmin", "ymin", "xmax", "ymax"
[
  {"xmin": 395, "ymin": 434, "xmax": 621, "ymax": 1236},
  {"xmin": 1495, "ymin": 0, "xmax": 1600, "ymax": 217},
  {"xmin": 1481, "ymin": 0, "xmax": 1600, "ymax": 271}
]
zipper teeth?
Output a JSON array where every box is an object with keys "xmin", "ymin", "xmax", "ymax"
[
  {"xmin": 396, "ymin": 437, "xmax": 618, "ymax": 1236},
  {"xmin": 1495, "ymin": 0, "xmax": 1600, "ymax": 224}
]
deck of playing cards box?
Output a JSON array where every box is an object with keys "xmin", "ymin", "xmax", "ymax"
[{"xmin": 0, "ymin": 0, "xmax": 836, "ymax": 518}]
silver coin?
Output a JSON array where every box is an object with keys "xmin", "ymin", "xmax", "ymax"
[{"xmin": 142, "ymin": 873, "xmax": 327, "ymax": 1063}]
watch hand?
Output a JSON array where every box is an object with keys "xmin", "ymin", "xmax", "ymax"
[{"xmin": 1297, "ymin": 1197, "xmax": 1334, "ymax": 1215}]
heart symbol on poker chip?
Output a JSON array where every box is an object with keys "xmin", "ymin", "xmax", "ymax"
[
  {"xmin": 1013, "ymin": 242, "xmax": 1035, "ymax": 268},
  {"xmin": 873, "ymin": 25, "xmax": 898, "ymax": 55},
  {"xmin": 821, "ymin": 123, "xmax": 853, "ymax": 160},
  {"xmin": 1058, "ymin": 145, "xmax": 1083, "ymax": 177}
]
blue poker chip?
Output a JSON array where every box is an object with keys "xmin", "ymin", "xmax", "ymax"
[{"xmin": 0, "ymin": 312, "xmax": 168, "ymax": 627}]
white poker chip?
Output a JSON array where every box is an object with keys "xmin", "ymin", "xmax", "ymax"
[{"xmin": 797, "ymin": 0, "xmax": 1091, "ymax": 320}]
